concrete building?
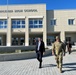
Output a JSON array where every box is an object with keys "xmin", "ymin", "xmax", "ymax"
[{"xmin": 0, "ymin": 4, "xmax": 76, "ymax": 47}]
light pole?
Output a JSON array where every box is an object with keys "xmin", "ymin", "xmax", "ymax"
[
  {"xmin": 6, "ymin": 0, "xmax": 11, "ymax": 46},
  {"xmin": 7, "ymin": 0, "xmax": 8, "ymax": 20},
  {"xmin": 6, "ymin": 0, "xmax": 8, "ymax": 46}
]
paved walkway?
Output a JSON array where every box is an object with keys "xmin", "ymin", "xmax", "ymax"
[{"xmin": 0, "ymin": 51, "xmax": 76, "ymax": 75}]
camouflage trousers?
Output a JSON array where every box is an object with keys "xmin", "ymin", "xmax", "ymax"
[{"xmin": 55, "ymin": 53, "xmax": 63, "ymax": 69}]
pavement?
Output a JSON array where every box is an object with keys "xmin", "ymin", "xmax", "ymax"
[{"xmin": 0, "ymin": 51, "xmax": 76, "ymax": 75}]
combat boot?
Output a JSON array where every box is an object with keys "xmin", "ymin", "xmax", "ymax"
[{"xmin": 60, "ymin": 68, "xmax": 62, "ymax": 73}]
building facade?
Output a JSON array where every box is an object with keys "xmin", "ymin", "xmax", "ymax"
[{"xmin": 0, "ymin": 4, "xmax": 76, "ymax": 47}]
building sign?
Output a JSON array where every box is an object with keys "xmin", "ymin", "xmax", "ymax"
[{"xmin": 0, "ymin": 9, "xmax": 38, "ymax": 13}]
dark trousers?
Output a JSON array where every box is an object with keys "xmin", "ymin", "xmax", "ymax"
[
  {"xmin": 67, "ymin": 47, "xmax": 71, "ymax": 54},
  {"xmin": 36, "ymin": 51, "xmax": 42, "ymax": 67}
]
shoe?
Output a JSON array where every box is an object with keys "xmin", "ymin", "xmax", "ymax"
[
  {"xmin": 60, "ymin": 68, "xmax": 62, "ymax": 73},
  {"xmin": 39, "ymin": 66, "xmax": 42, "ymax": 68},
  {"xmin": 60, "ymin": 70, "xmax": 62, "ymax": 73},
  {"xmin": 69, "ymin": 52, "xmax": 71, "ymax": 54},
  {"xmin": 39, "ymin": 62, "xmax": 42, "ymax": 68}
]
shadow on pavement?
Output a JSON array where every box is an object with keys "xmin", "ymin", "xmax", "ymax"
[
  {"xmin": 42, "ymin": 64, "xmax": 56, "ymax": 68},
  {"xmin": 63, "ymin": 62, "xmax": 76, "ymax": 72}
]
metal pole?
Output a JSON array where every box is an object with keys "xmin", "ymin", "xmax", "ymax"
[
  {"xmin": 6, "ymin": 0, "xmax": 8, "ymax": 46},
  {"xmin": 7, "ymin": 0, "xmax": 8, "ymax": 20}
]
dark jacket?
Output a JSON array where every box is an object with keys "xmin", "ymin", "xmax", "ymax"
[{"xmin": 35, "ymin": 41, "xmax": 45, "ymax": 53}]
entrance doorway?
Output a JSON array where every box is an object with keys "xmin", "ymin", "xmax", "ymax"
[
  {"xmin": 20, "ymin": 38, "xmax": 24, "ymax": 45},
  {"xmin": 12, "ymin": 37, "xmax": 25, "ymax": 46},
  {"xmin": 66, "ymin": 37, "xmax": 71, "ymax": 42},
  {"xmin": 12, "ymin": 38, "xmax": 18, "ymax": 45}
]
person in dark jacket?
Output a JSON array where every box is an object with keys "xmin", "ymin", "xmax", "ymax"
[
  {"xmin": 35, "ymin": 38, "xmax": 45, "ymax": 68},
  {"xmin": 67, "ymin": 41, "xmax": 72, "ymax": 54}
]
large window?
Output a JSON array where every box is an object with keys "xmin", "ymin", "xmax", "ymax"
[
  {"xmin": 66, "ymin": 37, "xmax": 71, "ymax": 42},
  {"xmin": 0, "ymin": 20, "xmax": 7, "ymax": 28},
  {"xmin": 29, "ymin": 38, "xmax": 36, "ymax": 45},
  {"xmin": 29, "ymin": 19, "xmax": 43, "ymax": 28},
  {"xmin": 68, "ymin": 19, "xmax": 74, "ymax": 25},
  {"xmin": 12, "ymin": 38, "xmax": 18, "ymax": 45},
  {"xmin": 47, "ymin": 36, "xmax": 55, "ymax": 45},
  {"xmin": 50, "ymin": 19, "xmax": 56, "ymax": 25},
  {"xmin": 12, "ymin": 19, "xmax": 25, "ymax": 28}
]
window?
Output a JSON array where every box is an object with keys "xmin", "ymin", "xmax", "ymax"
[
  {"xmin": 47, "ymin": 36, "xmax": 55, "ymax": 45},
  {"xmin": 20, "ymin": 38, "xmax": 24, "ymax": 45},
  {"xmin": 12, "ymin": 38, "xmax": 18, "ymax": 45},
  {"xmin": 0, "ymin": 20, "xmax": 7, "ymax": 28},
  {"xmin": 29, "ymin": 38, "xmax": 36, "ymax": 45},
  {"xmin": 51, "ymin": 19, "xmax": 56, "ymax": 25},
  {"xmin": 29, "ymin": 19, "xmax": 43, "ymax": 28},
  {"xmin": 12, "ymin": 19, "xmax": 25, "ymax": 28},
  {"xmin": 66, "ymin": 37, "xmax": 71, "ymax": 42},
  {"xmin": 68, "ymin": 19, "xmax": 74, "ymax": 25}
]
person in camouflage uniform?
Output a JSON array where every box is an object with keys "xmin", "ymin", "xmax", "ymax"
[{"xmin": 52, "ymin": 36, "xmax": 66, "ymax": 73}]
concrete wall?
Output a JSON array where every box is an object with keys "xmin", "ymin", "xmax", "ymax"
[
  {"xmin": 0, "ymin": 46, "xmax": 35, "ymax": 53},
  {"xmin": 47, "ymin": 10, "xmax": 76, "ymax": 32},
  {"xmin": 47, "ymin": 10, "xmax": 76, "ymax": 42},
  {"xmin": 0, "ymin": 49, "xmax": 51, "ymax": 61}
]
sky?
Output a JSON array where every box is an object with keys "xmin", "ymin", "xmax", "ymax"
[{"xmin": 0, "ymin": 0, "xmax": 76, "ymax": 10}]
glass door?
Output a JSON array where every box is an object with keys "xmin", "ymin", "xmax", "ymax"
[
  {"xmin": 20, "ymin": 38, "xmax": 24, "ymax": 45},
  {"xmin": 12, "ymin": 38, "xmax": 18, "ymax": 45}
]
